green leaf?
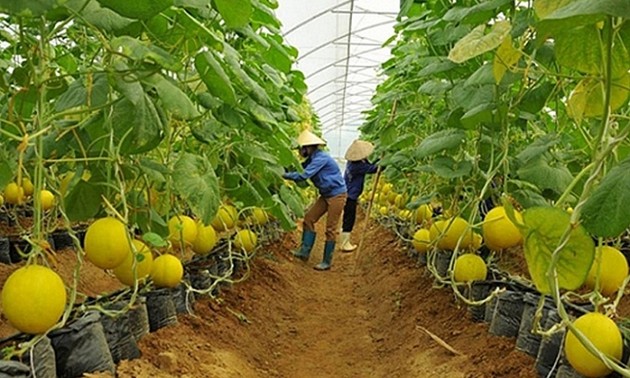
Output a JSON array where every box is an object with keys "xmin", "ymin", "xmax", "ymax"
[
  {"xmin": 110, "ymin": 95, "xmax": 164, "ymax": 155},
  {"xmin": 139, "ymin": 158, "xmax": 169, "ymax": 183},
  {"xmin": 11, "ymin": 87, "xmax": 37, "ymax": 120},
  {"xmin": 448, "ymin": 21, "xmax": 512, "ymax": 64},
  {"xmin": 403, "ymin": 18, "xmax": 440, "ymax": 32},
  {"xmin": 567, "ymin": 73, "xmax": 630, "ymax": 121},
  {"xmin": 191, "ymin": 117, "xmax": 226, "ymax": 144},
  {"xmin": 0, "ymin": 158, "xmax": 16, "ymax": 189},
  {"xmin": 196, "ymin": 92, "xmax": 222, "ymax": 110},
  {"xmin": 111, "ymin": 36, "xmax": 180, "ymax": 70},
  {"xmin": 431, "ymin": 156, "xmax": 472, "ymax": 179},
  {"xmin": 398, "ymin": 0, "xmax": 414, "ymax": 19},
  {"xmin": 493, "ymin": 35, "xmax": 522, "ymax": 83},
  {"xmin": 536, "ymin": 0, "xmax": 630, "ymax": 35},
  {"xmin": 450, "ymin": 83, "xmax": 495, "ymax": 111},
  {"xmin": 279, "ymin": 186, "xmax": 304, "ymax": 218},
  {"xmin": 64, "ymin": 180, "xmax": 104, "ymax": 222},
  {"xmin": 418, "ymin": 59, "xmax": 458, "ymax": 77},
  {"xmin": 460, "ymin": 103, "xmax": 497, "ymax": 129},
  {"xmin": 31, "ymin": 127, "xmax": 72, "ymax": 160},
  {"xmin": 418, "ymin": 80, "xmax": 452, "ymax": 95},
  {"xmin": 415, "ymin": 129, "xmax": 466, "ymax": 159},
  {"xmin": 581, "ymin": 158, "xmax": 630, "ymax": 238},
  {"xmin": 55, "ymin": 80, "xmax": 87, "ymax": 112},
  {"xmin": 97, "ymin": 0, "xmax": 173, "ymax": 19},
  {"xmin": 533, "ymin": 0, "xmax": 574, "ymax": 19},
  {"xmin": 465, "ymin": 63, "xmax": 495, "ymax": 87},
  {"xmin": 429, "ymin": 25, "xmax": 471, "ymax": 46},
  {"xmin": 389, "ymin": 134, "xmax": 417, "ymax": 151},
  {"xmin": 519, "ymin": 82, "xmax": 554, "ymax": 114},
  {"xmin": 265, "ymin": 194, "xmax": 296, "ymax": 230},
  {"xmin": 247, "ymin": 144, "xmax": 279, "ymax": 164},
  {"xmin": 522, "ymin": 206, "xmax": 595, "ymax": 294},
  {"xmin": 243, "ymin": 98, "xmax": 276, "ymax": 129},
  {"xmin": 142, "ymin": 232, "xmax": 168, "ymax": 247},
  {"xmin": 214, "ymin": 0, "xmax": 252, "ymax": 28},
  {"xmin": 112, "ymin": 61, "xmax": 144, "ymax": 104},
  {"xmin": 517, "ymin": 156, "xmax": 573, "ymax": 196},
  {"xmin": 511, "ymin": 189, "xmax": 550, "ymax": 209},
  {"xmin": 251, "ymin": 0, "xmax": 280, "ymax": 29},
  {"xmin": 516, "ymin": 134, "xmax": 560, "ymax": 165},
  {"xmin": 194, "ymin": 51, "xmax": 237, "ymax": 105},
  {"xmin": 65, "ymin": 0, "xmax": 134, "ymax": 31},
  {"xmin": 0, "ymin": 0, "xmax": 60, "ymax": 17},
  {"xmin": 381, "ymin": 151, "xmax": 413, "ymax": 168},
  {"xmin": 232, "ymin": 176, "xmax": 264, "ymax": 206},
  {"xmin": 172, "ymin": 153, "xmax": 220, "ymax": 225},
  {"xmin": 143, "ymin": 74, "xmax": 199, "ymax": 120},
  {"xmin": 224, "ymin": 47, "xmax": 272, "ymax": 106},
  {"xmin": 555, "ymin": 25, "xmax": 602, "ymax": 75},
  {"xmin": 443, "ymin": 0, "xmax": 512, "ymax": 24},
  {"xmin": 543, "ymin": 0, "xmax": 630, "ymax": 20},
  {"xmin": 263, "ymin": 35, "xmax": 292, "ymax": 73},
  {"xmin": 55, "ymin": 73, "xmax": 109, "ymax": 112}
]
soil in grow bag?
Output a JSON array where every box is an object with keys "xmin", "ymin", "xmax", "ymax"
[
  {"xmin": 100, "ymin": 302, "xmax": 141, "ymax": 363},
  {"xmin": 146, "ymin": 288, "xmax": 178, "ymax": 332},
  {"xmin": 188, "ymin": 269, "xmax": 213, "ymax": 291},
  {"xmin": 469, "ymin": 281, "xmax": 503, "ymax": 322},
  {"xmin": 0, "ymin": 335, "xmax": 56, "ymax": 378},
  {"xmin": 172, "ymin": 283, "xmax": 196, "ymax": 314},
  {"xmin": 215, "ymin": 253, "xmax": 231, "ymax": 278},
  {"xmin": 417, "ymin": 251, "xmax": 427, "ymax": 266},
  {"xmin": 50, "ymin": 312, "xmax": 115, "ymax": 378},
  {"xmin": 22, "ymin": 336, "xmax": 56, "ymax": 378},
  {"xmin": 516, "ymin": 293, "xmax": 555, "ymax": 357},
  {"xmin": 8, "ymin": 238, "xmax": 32, "ymax": 263},
  {"xmin": 8, "ymin": 236, "xmax": 55, "ymax": 263},
  {"xmin": 127, "ymin": 297, "xmax": 150, "ymax": 342},
  {"xmin": 0, "ymin": 237, "xmax": 10, "ymax": 264},
  {"xmin": 434, "ymin": 250, "xmax": 453, "ymax": 279},
  {"xmin": 0, "ymin": 360, "xmax": 30, "ymax": 377},
  {"xmin": 74, "ymin": 228, "xmax": 87, "ymax": 248},
  {"xmin": 51, "ymin": 231, "xmax": 75, "ymax": 250},
  {"xmin": 489, "ymin": 290, "xmax": 525, "ymax": 338},
  {"xmin": 535, "ymin": 310, "xmax": 564, "ymax": 377}
]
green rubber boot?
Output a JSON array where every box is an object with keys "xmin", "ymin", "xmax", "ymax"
[
  {"xmin": 314, "ymin": 241, "xmax": 335, "ymax": 271},
  {"xmin": 293, "ymin": 230, "xmax": 316, "ymax": 261}
]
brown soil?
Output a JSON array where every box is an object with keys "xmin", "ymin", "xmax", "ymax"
[{"xmin": 117, "ymin": 213, "xmax": 537, "ymax": 378}]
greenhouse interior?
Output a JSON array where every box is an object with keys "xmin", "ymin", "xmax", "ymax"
[{"xmin": 0, "ymin": 1, "xmax": 629, "ymax": 377}]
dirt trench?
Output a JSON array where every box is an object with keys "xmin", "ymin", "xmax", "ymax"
[{"xmin": 115, "ymin": 211, "xmax": 538, "ymax": 378}]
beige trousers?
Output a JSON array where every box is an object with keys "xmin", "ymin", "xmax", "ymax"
[{"xmin": 303, "ymin": 193, "xmax": 347, "ymax": 241}]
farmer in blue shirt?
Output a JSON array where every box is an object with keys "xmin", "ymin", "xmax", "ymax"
[
  {"xmin": 282, "ymin": 130, "xmax": 347, "ymax": 270},
  {"xmin": 340, "ymin": 140, "xmax": 378, "ymax": 251}
]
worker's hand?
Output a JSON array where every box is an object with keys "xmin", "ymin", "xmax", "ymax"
[{"xmin": 282, "ymin": 172, "xmax": 299, "ymax": 181}]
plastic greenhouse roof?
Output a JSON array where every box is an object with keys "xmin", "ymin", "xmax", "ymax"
[{"xmin": 276, "ymin": 0, "xmax": 398, "ymax": 160}]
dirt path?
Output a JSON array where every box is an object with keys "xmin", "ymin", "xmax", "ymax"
[{"xmin": 116, "ymin": 211, "xmax": 538, "ymax": 378}]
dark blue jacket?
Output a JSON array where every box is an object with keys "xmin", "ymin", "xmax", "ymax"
[
  {"xmin": 283, "ymin": 149, "xmax": 347, "ymax": 198},
  {"xmin": 344, "ymin": 160, "xmax": 378, "ymax": 200}
]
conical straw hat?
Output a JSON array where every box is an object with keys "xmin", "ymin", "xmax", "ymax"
[
  {"xmin": 345, "ymin": 140, "xmax": 374, "ymax": 161},
  {"xmin": 297, "ymin": 130, "xmax": 326, "ymax": 146}
]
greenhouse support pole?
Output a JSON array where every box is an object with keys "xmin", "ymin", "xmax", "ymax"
[{"xmin": 352, "ymin": 165, "xmax": 382, "ymax": 275}]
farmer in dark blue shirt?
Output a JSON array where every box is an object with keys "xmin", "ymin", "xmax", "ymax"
[
  {"xmin": 340, "ymin": 140, "xmax": 378, "ymax": 251},
  {"xmin": 282, "ymin": 130, "xmax": 347, "ymax": 270}
]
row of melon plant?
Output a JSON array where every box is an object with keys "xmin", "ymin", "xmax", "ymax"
[
  {"xmin": 358, "ymin": 0, "xmax": 630, "ymax": 376},
  {"xmin": 0, "ymin": 0, "xmax": 312, "ymax": 358}
]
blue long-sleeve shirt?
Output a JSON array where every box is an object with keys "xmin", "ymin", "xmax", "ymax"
[
  {"xmin": 283, "ymin": 149, "xmax": 347, "ymax": 198},
  {"xmin": 344, "ymin": 160, "xmax": 378, "ymax": 200}
]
